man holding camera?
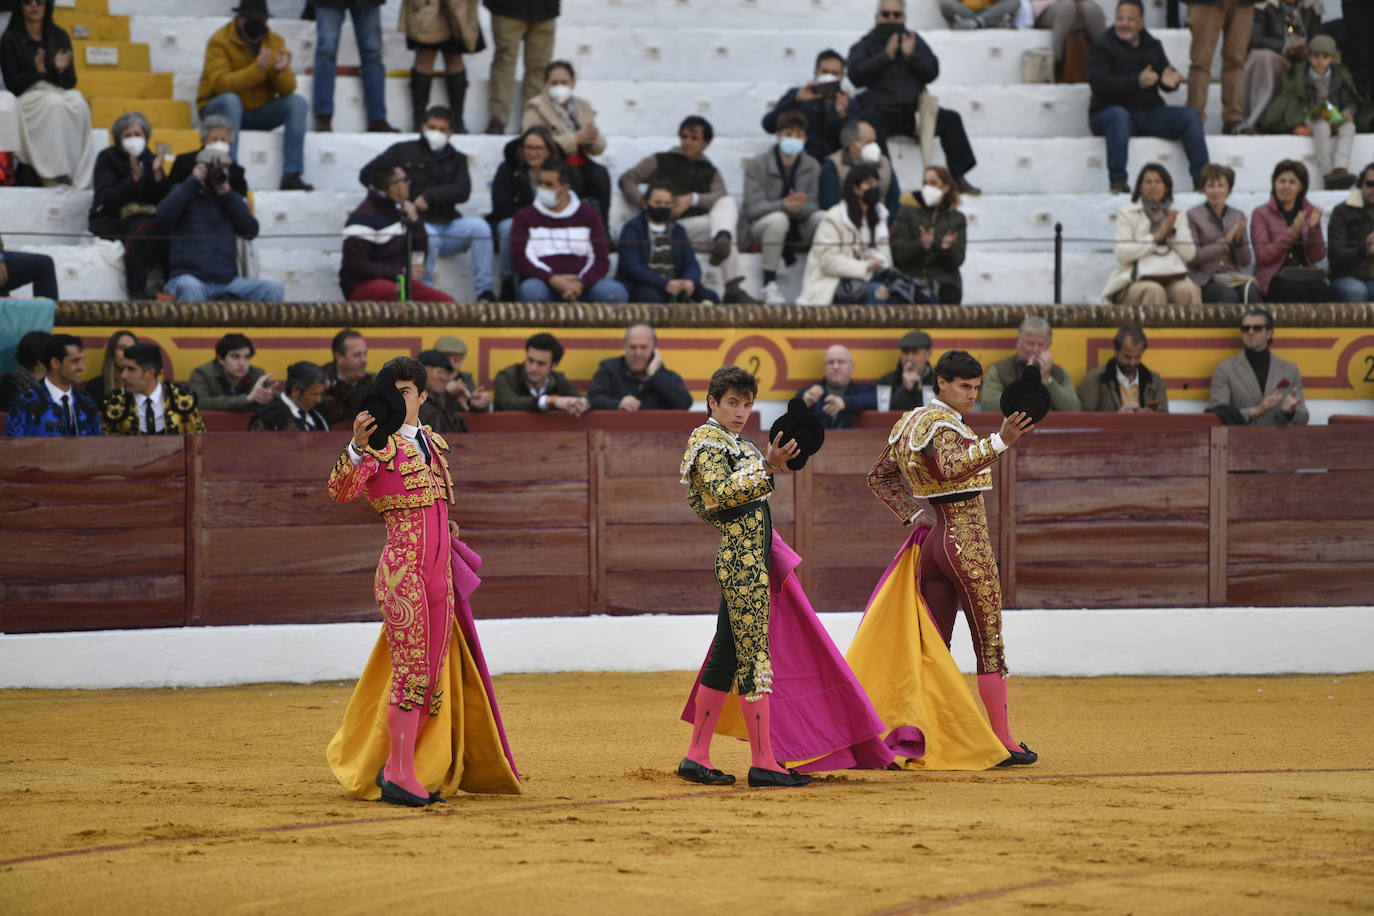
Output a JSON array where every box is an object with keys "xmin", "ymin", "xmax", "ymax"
[
  {"xmin": 761, "ymin": 49, "xmax": 858, "ymax": 161},
  {"xmin": 156, "ymin": 146, "xmax": 285, "ymax": 302}
]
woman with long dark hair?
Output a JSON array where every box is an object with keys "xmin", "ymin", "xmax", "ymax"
[
  {"xmin": 84, "ymin": 329, "xmax": 137, "ymax": 404},
  {"xmin": 799, "ymin": 163, "xmax": 893, "ymax": 305},
  {"xmin": 1250, "ymin": 159, "xmax": 1337, "ymax": 302}
]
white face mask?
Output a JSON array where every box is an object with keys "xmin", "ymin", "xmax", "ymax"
[
  {"xmin": 547, "ymin": 84, "xmax": 574, "ymax": 105},
  {"xmin": 816, "ymin": 73, "xmax": 841, "ymax": 85},
  {"xmin": 204, "ymin": 140, "xmax": 231, "ymax": 157},
  {"xmin": 121, "ymin": 136, "xmax": 147, "ymax": 157},
  {"xmin": 423, "ymin": 129, "xmax": 449, "ymax": 152},
  {"xmin": 860, "ymin": 141, "xmax": 882, "ymax": 164},
  {"xmin": 536, "ymin": 187, "xmax": 561, "ymax": 208},
  {"xmin": 920, "ymin": 184, "xmax": 945, "ymax": 207}
]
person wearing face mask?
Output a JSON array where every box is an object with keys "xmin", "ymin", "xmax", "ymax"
[
  {"xmin": 511, "ymin": 161, "xmax": 627, "ymax": 303},
  {"xmin": 360, "ymin": 106, "xmax": 496, "ymax": 300},
  {"xmin": 616, "ymin": 181, "xmax": 721, "ymax": 303},
  {"xmin": 196, "ymin": 0, "xmax": 314, "ymax": 191},
  {"xmin": 741, "ymin": 111, "xmax": 825, "ymax": 305},
  {"xmin": 761, "ymin": 49, "xmax": 859, "ymax": 160},
  {"xmin": 521, "ymin": 60, "xmax": 612, "ymax": 229},
  {"xmin": 799, "ymin": 163, "xmax": 895, "ymax": 305},
  {"xmin": 169, "ymin": 116, "xmax": 250, "ymax": 197},
  {"xmin": 487, "ymin": 125, "xmax": 579, "ymax": 298},
  {"xmin": 88, "ymin": 111, "xmax": 171, "ymax": 299},
  {"xmin": 397, "ymin": 0, "xmax": 482, "ymax": 133},
  {"xmin": 340, "ymin": 164, "xmax": 454, "ymax": 302},
  {"xmin": 0, "ymin": 0, "xmax": 95, "ymax": 187},
  {"xmin": 818, "ymin": 120, "xmax": 901, "ymax": 217},
  {"xmin": 892, "ymin": 165, "xmax": 966, "ymax": 304}
]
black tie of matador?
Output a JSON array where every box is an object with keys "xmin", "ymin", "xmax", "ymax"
[
  {"xmin": 60, "ymin": 395, "xmax": 74, "ymax": 436},
  {"xmin": 416, "ymin": 430, "xmax": 431, "ymax": 465},
  {"xmin": 144, "ymin": 397, "xmax": 156, "ymax": 435}
]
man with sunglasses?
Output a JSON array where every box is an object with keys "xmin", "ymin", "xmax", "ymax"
[
  {"xmin": 846, "ymin": 0, "xmax": 982, "ymax": 195},
  {"xmin": 1328, "ymin": 162, "xmax": 1374, "ymax": 303},
  {"xmin": 1206, "ymin": 307, "xmax": 1308, "ymax": 425}
]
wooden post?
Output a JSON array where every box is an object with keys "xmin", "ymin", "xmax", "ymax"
[
  {"xmin": 1207, "ymin": 425, "xmax": 1229, "ymax": 606},
  {"xmin": 997, "ymin": 447, "xmax": 1017, "ymax": 609},
  {"xmin": 587, "ymin": 429, "xmax": 605, "ymax": 615},
  {"xmin": 184, "ymin": 433, "xmax": 204, "ymax": 626}
]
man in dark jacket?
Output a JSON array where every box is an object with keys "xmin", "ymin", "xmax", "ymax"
[
  {"xmin": 1329, "ymin": 162, "xmax": 1374, "ymax": 302},
  {"xmin": 1076, "ymin": 325, "xmax": 1170, "ymax": 412},
  {"xmin": 616, "ymin": 181, "xmax": 719, "ymax": 303},
  {"xmin": 847, "ymin": 0, "xmax": 980, "ymax": 194},
  {"xmin": 248, "ymin": 361, "xmax": 330, "ymax": 431},
  {"xmin": 167, "ymin": 116, "xmax": 250, "ymax": 197},
  {"xmin": 1088, "ymin": 0, "xmax": 1209, "ymax": 192},
  {"xmin": 492, "ymin": 331, "xmax": 588, "ymax": 414},
  {"xmin": 484, "ymin": 0, "xmax": 559, "ymax": 134},
  {"xmin": 761, "ymin": 49, "xmax": 858, "ymax": 160},
  {"xmin": 587, "ymin": 323, "xmax": 693, "ymax": 412},
  {"xmin": 360, "ymin": 106, "xmax": 495, "ymax": 299},
  {"xmin": 340, "ymin": 164, "xmax": 454, "ymax": 301},
  {"xmin": 189, "ymin": 331, "xmax": 273, "ymax": 411},
  {"xmin": 319, "ymin": 328, "xmax": 374, "ymax": 424},
  {"xmin": 157, "ymin": 149, "xmax": 284, "ymax": 302},
  {"xmin": 797, "ymin": 344, "xmax": 877, "ymax": 430},
  {"xmin": 876, "ymin": 329, "xmax": 935, "ymax": 412}
]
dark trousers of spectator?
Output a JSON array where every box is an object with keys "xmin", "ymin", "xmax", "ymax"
[
  {"xmin": 864, "ymin": 102, "xmax": 978, "ymax": 181},
  {"xmin": 574, "ymin": 160, "xmax": 612, "ymax": 231},
  {"xmin": 1200, "ymin": 279, "xmax": 1261, "ymax": 303},
  {"xmin": 1345, "ymin": 0, "xmax": 1374, "ymax": 99},
  {"xmin": 90, "ymin": 216, "xmax": 170, "ymax": 298},
  {"xmin": 1265, "ymin": 276, "xmax": 1337, "ymax": 303},
  {"xmin": 930, "ymin": 281, "xmax": 962, "ymax": 304},
  {"xmin": 0, "ymin": 251, "xmax": 59, "ymax": 298},
  {"xmin": 629, "ymin": 282, "xmax": 721, "ymax": 304},
  {"xmin": 1089, "ymin": 104, "xmax": 1209, "ymax": 187}
]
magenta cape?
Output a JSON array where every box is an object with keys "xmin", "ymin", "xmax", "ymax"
[
  {"xmin": 450, "ymin": 533, "xmax": 520, "ymax": 780},
  {"xmin": 680, "ymin": 531, "xmax": 896, "ymax": 772}
]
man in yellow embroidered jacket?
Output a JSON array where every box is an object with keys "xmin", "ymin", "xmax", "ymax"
[
  {"xmin": 867, "ymin": 349, "xmax": 1038, "ymax": 765},
  {"xmin": 101, "ymin": 343, "xmax": 207, "ymax": 435}
]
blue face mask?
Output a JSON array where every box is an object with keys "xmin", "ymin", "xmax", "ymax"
[
  {"xmin": 536, "ymin": 187, "xmax": 560, "ymax": 208},
  {"xmin": 779, "ymin": 136, "xmax": 806, "ymax": 157}
]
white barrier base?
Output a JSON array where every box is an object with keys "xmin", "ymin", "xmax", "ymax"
[{"xmin": 2, "ymin": 607, "xmax": 1371, "ymax": 689}]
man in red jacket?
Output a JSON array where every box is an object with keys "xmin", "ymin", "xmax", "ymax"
[{"xmin": 511, "ymin": 162, "xmax": 628, "ymax": 302}]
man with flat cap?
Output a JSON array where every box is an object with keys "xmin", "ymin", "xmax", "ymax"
[
  {"xmin": 876, "ymin": 330, "xmax": 935, "ymax": 412},
  {"xmin": 434, "ymin": 335, "xmax": 490, "ymax": 413},
  {"xmin": 416, "ymin": 349, "xmax": 467, "ymax": 434}
]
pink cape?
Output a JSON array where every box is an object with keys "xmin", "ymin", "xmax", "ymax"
[
  {"xmin": 450, "ymin": 534, "xmax": 520, "ymax": 779},
  {"xmin": 680, "ymin": 532, "xmax": 896, "ymax": 772}
]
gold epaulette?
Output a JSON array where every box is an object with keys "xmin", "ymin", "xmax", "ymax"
[{"xmin": 679, "ymin": 423, "xmax": 747, "ymax": 484}]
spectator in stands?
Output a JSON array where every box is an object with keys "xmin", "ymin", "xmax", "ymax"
[
  {"xmin": 1328, "ymin": 162, "xmax": 1374, "ymax": 302},
  {"xmin": 847, "ymin": 0, "xmax": 981, "ymax": 194},
  {"xmin": 320, "ymin": 328, "xmax": 375, "ymax": 424},
  {"xmin": 1078, "ymin": 324, "xmax": 1170, "ymax": 412},
  {"xmin": 89, "ymin": 112, "xmax": 171, "ymax": 299},
  {"xmin": 875, "ymin": 329, "xmax": 935, "ymax": 411},
  {"xmin": 84, "ymin": 330, "xmax": 135, "ymax": 404},
  {"xmin": 433, "ymin": 334, "xmax": 491, "ymax": 411},
  {"xmin": 1035, "ymin": 0, "xmax": 1108, "ymax": 70},
  {"xmin": 761, "ymin": 49, "xmax": 858, "ymax": 161},
  {"xmin": 1088, "ymin": 0, "xmax": 1209, "ymax": 194},
  {"xmin": 1250, "ymin": 158, "xmax": 1336, "ymax": 302},
  {"xmin": 492, "ymin": 331, "xmax": 588, "ymax": 415},
  {"xmin": 403, "ymin": 0, "xmax": 482, "ymax": 134},
  {"xmin": 1103, "ymin": 162, "xmax": 1202, "ymax": 305},
  {"xmin": 169, "ymin": 116, "xmax": 249, "ymax": 197},
  {"xmin": 742, "ymin": 111, "xmax": 824, "ymax": 305},
  {"xmin": 3, "ymin": 333, "xmax": 101, "ymax": 436},
  {"xmin": 0, "ymin": 0, "xmax": 94, "ymax": 187},
  {"xmin": 196, "ymin": 0, "xmax": 314, "ymax": 191},
  {"xmin": 522, "ymin": 60, "xmax": 612, "ymax": 227},
  {"xmin": 102, "ymin": 343, "xmax": 207, "ymax": 435},
  {"xmin": 484, "ymin": 0, "xmax": 558, "ymax": 134},
  {"xmin": 616, "ymin": 181, "xmax": 720, "ymax": 303},
  {"xmin": 340, "ymin": 164, "xmax": 453, "ymax": 302},
  {"xmin": 190, "ymin": 332, "xmax": 274, "ymax": 412},
  {"xmin": 891, "ymin": 165, "xmax": 966, "ymax": 304},
  {"xmin": 1207, "ymin": 306, "xmax": 1308, "ymax": 424},
  {"xmin": 1257, "ymin": 35, "xmax": 1368, "ymax": 190},
  {"xmin": 619, "ymin": 116, "xmax": 754, "ymax": 304},
  {"xmin": 157, "ymin": 150, "xmax": 285, "ymax": 303},
  {"xmin": 416, "ymin": 348, "xmax": 467, "ymax": 433},
  {"xmin": 1187, "ymin": 163, "xmax": 1258, "ymax": 302},
  {"xmin": 0, "ymin": 329, "xmax": 49, "ymax": 411},
  {"xmin": 489, "ymin": 126, "xmax": 569, "ymax": 298},
  {"xmin": 797, "ymin": 344, "xmax": 876, "ymax": 430},
  {"xmin": 1241, "ymin": 0, "xmax": 1323, "ymax": 132},
  {"xmin": 361, "ymin": 107, "xmax": 495, "ymax": 299},
  {"xmin": 0, "ymin": 234, "xmax": 58, "ymax": 299},
  {"xmin": 249, "ymin": 361, "xmax": 329, "ymax": 431},
  {"xmin": 512, "ymin": 161, "xmax": 627, "ymax": 302},
  {"xmin": 940, "ymin": 0, "xmax": 1020, "ymax": 29},
  {"xmin": 587, "ymin": 323, "xmax": 693, "ymax": 412},
  {"xmin": 819, "ymin": 120, "xmax": 900, "ymax": 218},
  {"xmin": 1186, "ymin": 0, "xmax": 1256, "ymax": 135},
  {"xmin": 979, "ymin": 316, "xmax": 1081, "ymax": 412},
  {"xmin": 315, "ymin": 0, "xmax": 398, "ymax": 133},
  {"xmin": 799, "ymin": 164, "xmax": 895, "ymax": 305}
]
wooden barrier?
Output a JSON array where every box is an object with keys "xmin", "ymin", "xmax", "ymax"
[{"xmin": 2, "ymin": 425, "xmax": 1371, "ymax": 634}]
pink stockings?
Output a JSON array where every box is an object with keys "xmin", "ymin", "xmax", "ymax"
[
  {"xmin": 385, "ymin": 704, "xmax": 428, "ymax": 796},
  {"xmin": 976, "ymin": 673, "xmax": 1021, "ymax": 753},
  {"xmin": 685, "ymin": 686, "xmax": 787, "ymax": 773}
]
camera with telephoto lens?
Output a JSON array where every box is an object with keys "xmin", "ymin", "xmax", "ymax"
[
  {"xmin": 207, "ymin": 164, "xmax": 228, "ymax": 188},
  {"xmin": 816, "ymin": 80, "xmax": 840, "ymax": 98}
]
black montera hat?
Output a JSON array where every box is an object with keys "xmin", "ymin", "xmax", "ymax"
[
  {"xmin": 361, "ymin": 366, "xmax": 405, "ymax": 450},
  {"xmin": 768, "ymin": 396, "xmax": 826, "ymax": 471},
  {"xmin": 999, "ymin": 363, "xmax": 1052, "ymax": 424}
]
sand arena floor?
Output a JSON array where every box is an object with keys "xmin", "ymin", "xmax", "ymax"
[{"xmin": 1, "ymin": 671, "xmax": 1371, "ymax": 915}]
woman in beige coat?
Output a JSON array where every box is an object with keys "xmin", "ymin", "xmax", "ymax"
[
  {"xmin": 400, "ymin": 0, "xmax": 484, "ymax": 132},
  {"xmin": 1101, "ymin": 162, "xmax": 1202, "ymax": 305},
  {"xmin": 521, "ymin": 60, "xmax": 611, "ymax": 225},
  {"xmin": 799, "ymin": 164, "xmax": 894, "ymax": 305}
]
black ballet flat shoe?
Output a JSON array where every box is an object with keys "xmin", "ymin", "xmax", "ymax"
[
  {"xmin": 427, "ymin": 793, "xmax": 445, "ymax": 804},
  {"xmin": 995, "ymin": 743, "xmax": 1039, "ymax": 767},
  {"xmin": 678, "ymin": 758, "xmax": 736, "ymax": 785},
  {"xmin": 375, "ymin": 767, "xmax": 385, "ymax": 789},
  {"xmin": 380, "ymin": 779, "xmax": 435, "ymax": 807},
  {"xmin": 747, "ymin": 767, "xmax": 812, "ymax": 788}
]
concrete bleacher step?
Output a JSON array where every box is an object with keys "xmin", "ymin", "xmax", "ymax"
[
  {"xmin": 74, "ymin": 39, "xmax": 151, "ymax": 72},
  {"xmin": 79, "ymin": 71, "xmax": 174, "ymax": 99},
  {"xmin": 90, "ymin": 97, "xmax": 192, "ymax": 130},
  {"xmin": 53, "ymin": 8, "xmax": 131, "ymax": 42}
]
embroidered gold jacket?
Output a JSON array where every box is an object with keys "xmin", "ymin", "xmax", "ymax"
[
  {"xmin": 868, "ymin": 400, "xmax": 1002, "ymax": 523},
  {"xmin": 680, "ymin": 420, "xmax": 774, "ymax": 532},
  {"xmin": 327, "ymin": 428, "xmax": 455, "ymax": 514},
  {"xmin": 101, "ymin": 382, "xmax": 207, "ymax": 435}
]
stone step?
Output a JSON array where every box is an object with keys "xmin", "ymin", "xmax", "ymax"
[
  {"xmin": 76, "ymin": 70, "xmax": 174, "ymax": 100},
  {"xmin": 73, "ymin": 39, "xmax": 151, "ymax": 72},
  {"xmin": 89, "ymin": 97, "xmax": 192, "ymax": 131},
  {"xmin": 53, "ymin": 8, "xmax": 131, "ymax": 42}
]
